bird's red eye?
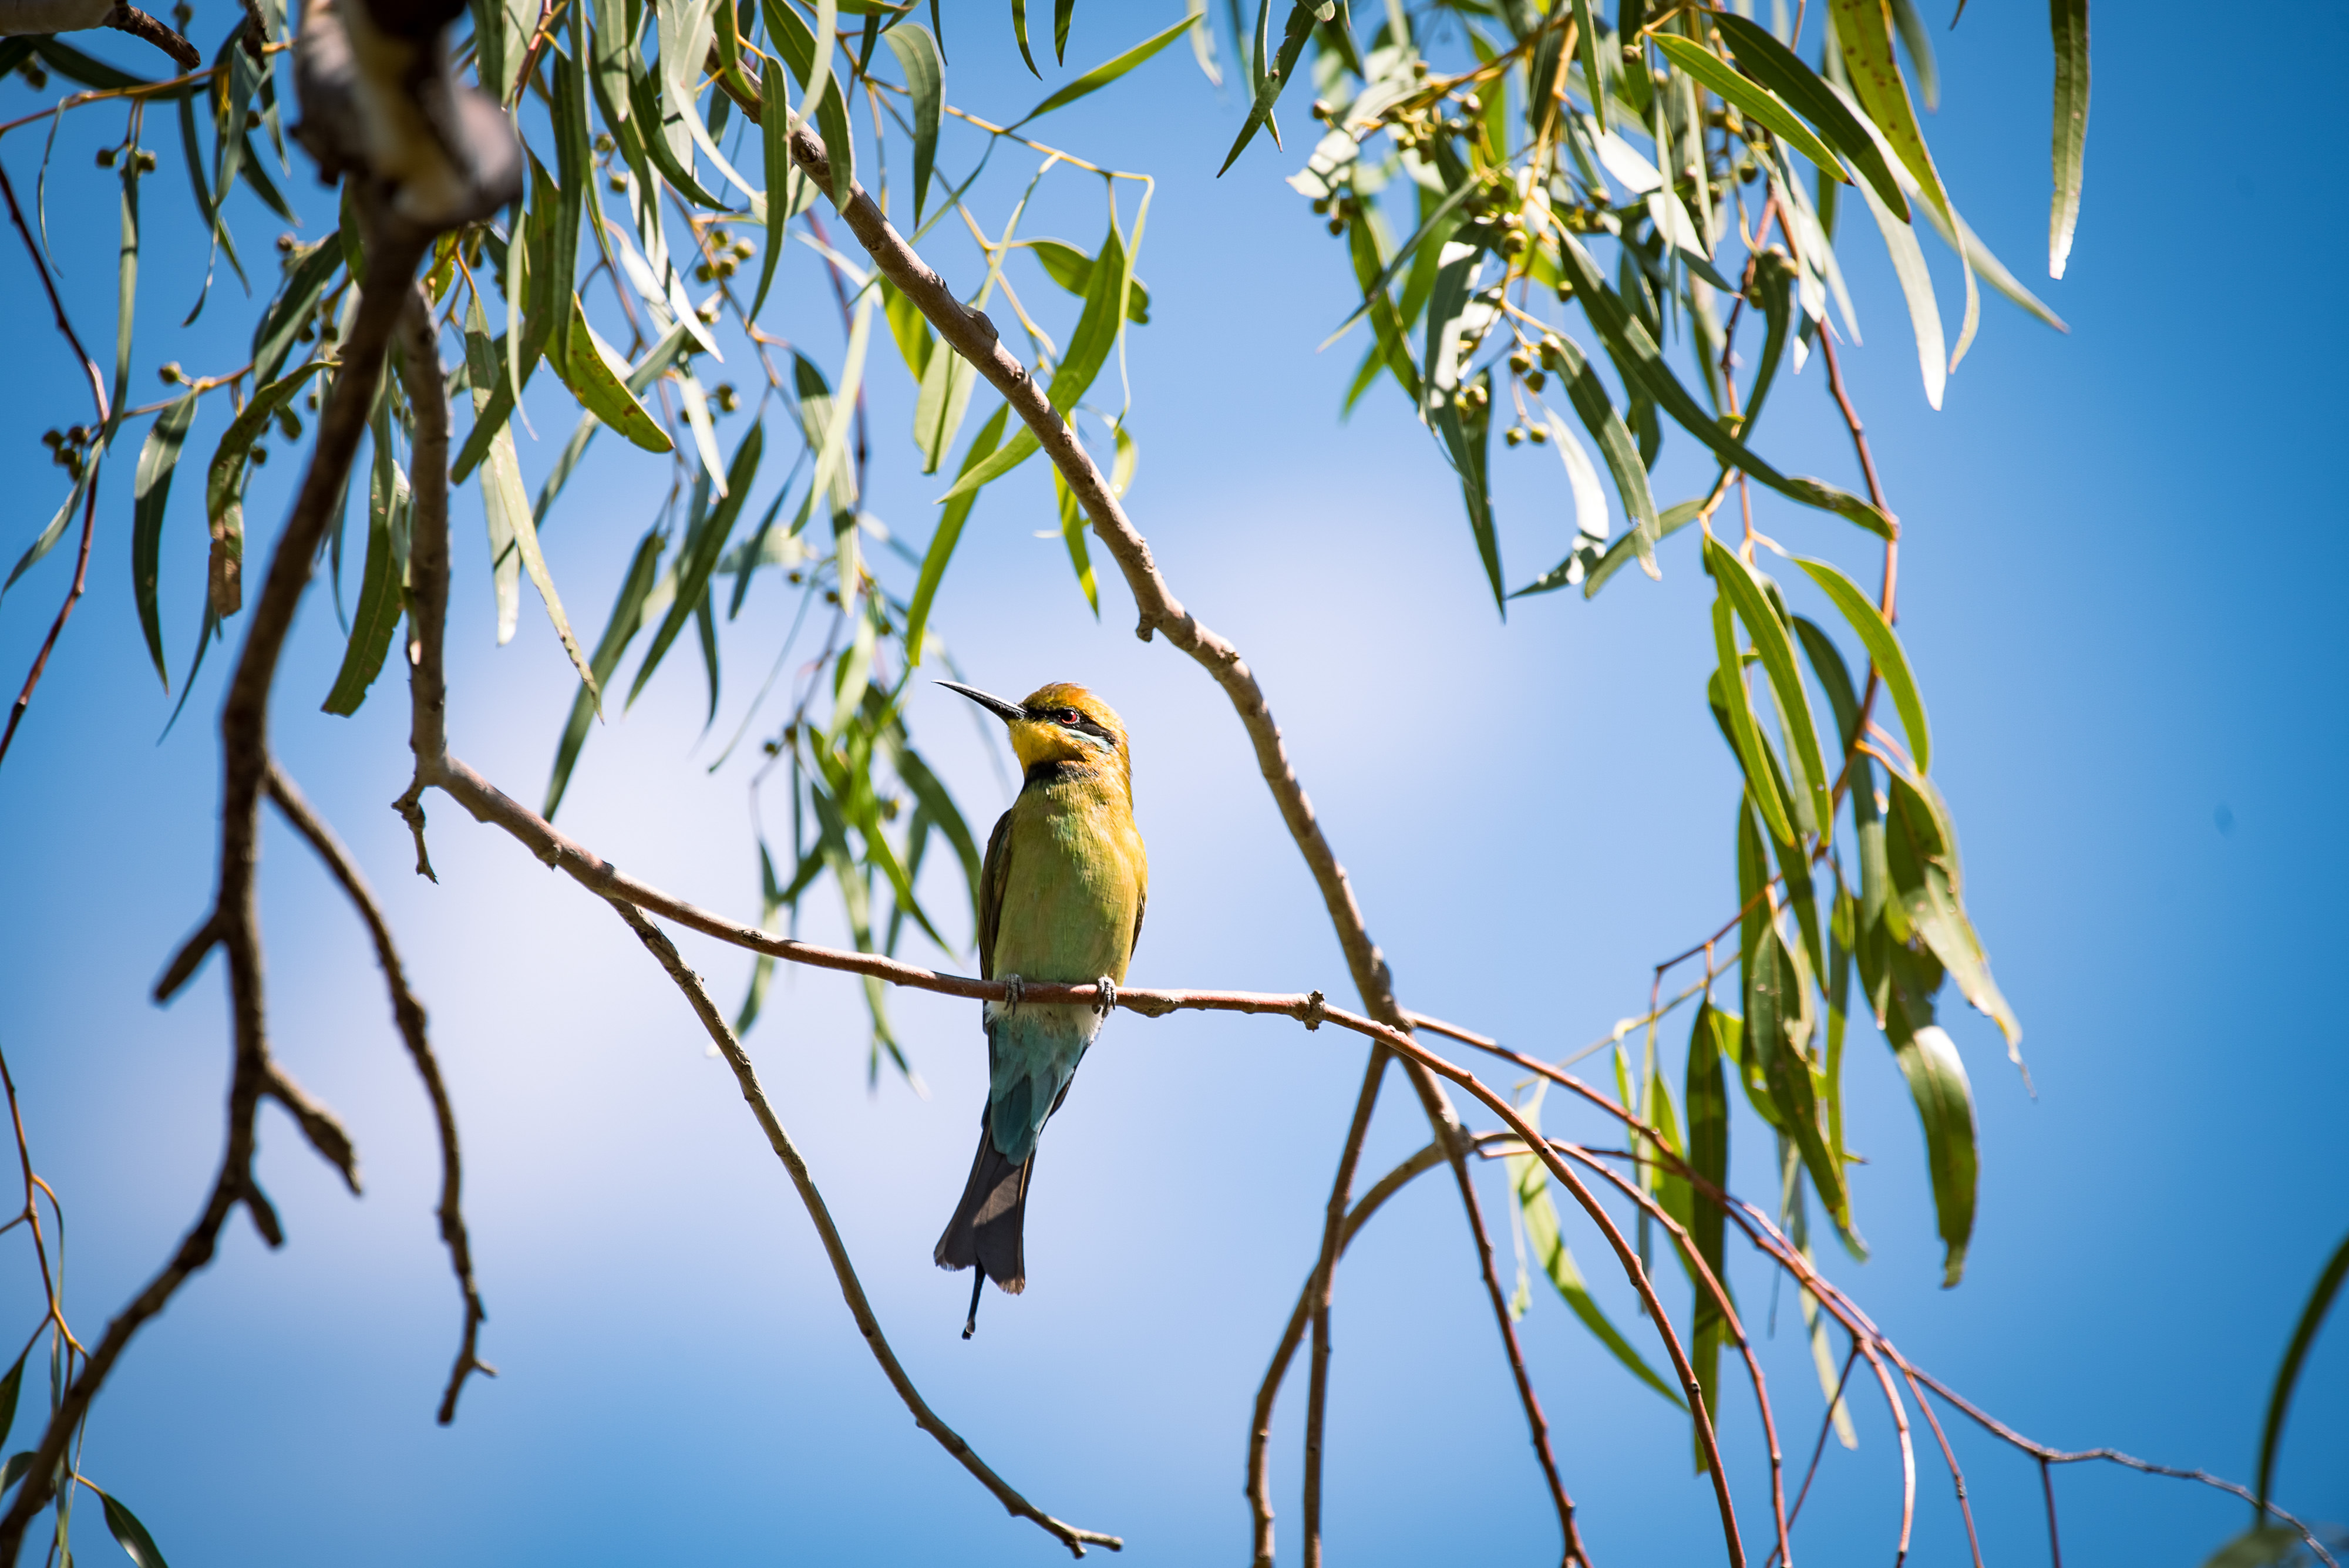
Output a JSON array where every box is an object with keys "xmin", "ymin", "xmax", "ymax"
[{"xmin": 1058, "ymin": 708, "xmax": 1080, "ymax": 725}]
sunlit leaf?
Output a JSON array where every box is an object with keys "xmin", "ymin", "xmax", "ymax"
[
  {"xmin": 1654, "ymin": 33, "xmax": 1849, "ymax": 188},
  {"xmin": 1710, "ymin": 12, "xmax": 1907, "ymax": 221},
  {"xmin": 2047, "ymin": 0, "xmax": 2089, "ymax": 278},
  {"xmin": 132, "ymin": 392, "xmax": 200, "ymax": 688},
  {"xmin": 631, "ymin": 422, "xmax": 764, "ymax": 708},
  {"xmin": 1792, "ymin": 554, "xmax": 1929, "ymax": 772},
  {"xmin": 547, "ymin": 527, "xmax": 664, "ymax": 817},
  {"xmin": 880, "ymin": 23, "xmax": 943, "ymax": 224}
]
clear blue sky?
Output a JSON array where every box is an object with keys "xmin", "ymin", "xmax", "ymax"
[{"xmin": 0, "ymin": 2, "xmax": 2340, "ymax": 1564}]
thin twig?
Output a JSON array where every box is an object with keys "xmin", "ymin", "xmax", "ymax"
[
  {"xmin": 1903, "ymin": 1367, "xmax": 1985, "ymax": 1568},
  {"xmin": 1296, "ymin": 1048, "xmax": 1387, "ymax": 1568},
  {"xmin": 604, "ymin": 899, "xmax": 1122, "ymax": 1559},
  {"xmin": 0, "ymin": 155, "xmax": 109, "ymax": 770},
  {"xmin": 264, "ymin": 762, "xmax": 492, "ymax": 1422}
]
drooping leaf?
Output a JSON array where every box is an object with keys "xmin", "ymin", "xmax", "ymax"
[
  {"xmin": 1749, "ymin": 921, "xmax": 1852, "ymax": 1234},
  {"xmin": 1654, "ymin": 33, "xmax": 1849, "ymax": 188},
  {"xmin": 1507, "ymin": 1087, "xmax": 1686, "ymax": 1409},
  {"xmin": 631, "ymin": 422, "xmax": 765, "ymax": 707},
  {"xmin": 1882, "ymin": 766, "xmax": 2022, "ymax": 1058},
  {"xmin": 2256, "ymin": 1226, "xmax": 2349, "ymax": 1516},
  {"xmin": 1684, "ymin": 998, "xmax": 1732, "ymax": 1459},
  {"xmin": 937, "ymin": 217, "xmax": 1130, "ymax": 503},
  {"xmin": 1554, "ymin": 234, "xmax": 1892, "ymax": 536},
  {"xmin": 1710, "ymin": 12, "xmax": 1907, "ymax": 221},
  {"xmin": 1550, "ymin": 335, "xmax": 1658, "ymax": 577},
  {"xmin": 203, "ymin": 361, "xmax": 329, "ymax": 616},
  {"xmin": 132, "ymin": 392, "xmax": 200, "ymax": 688},
  {"xmin": 1792, "ymin": 554, "xmax": 1929, "ymax": 772},
  {"xmin": 1884, "ymin": 1015, "xmax": 1977, "ymax": 1287},
  {"xmin": 547, "ymin": 527, "xmax": 664, "ymax": 817},
  {"xmin": 1024, "ymin": 239, "xmax": 1153, "ymax": 323},
  {"xmin": 548, "ymin": 295, "xmax": 674, "ymax": 453},
  {"xmin": 904, "ymin": 404, "xmax": 1008, "ymax": 667},
  {"xmin": 2047, "ymin": 0, "xmax": 2089, "ymax": 279},
  {"xmin": 1709, "ymin": 594, "xmax": 1796, "ymax": 846},
  {"xmin": 321, "ymin": 408, "xmax": 410, "ymax": 716},
  {"xmin": 92, "ymin": 1483, "xmax": 172, "ymax": 1568},
  {"xmin": 1217, "ymin": 1, "xmax": 1321, "ymax": 174},
  {"xmin": 880, "ymin": 24, "xmax": 943, "ymax": 224},
  {"xmin": 1707, "ymin": 537, "xmax": 1831, "ymax": 839}
]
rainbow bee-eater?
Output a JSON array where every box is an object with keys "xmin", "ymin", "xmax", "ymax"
[{"xmin": 934, "ymin": 681, "xmax": 1147, "ymax": 1337}]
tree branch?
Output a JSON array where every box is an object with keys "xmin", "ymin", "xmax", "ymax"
[
  {"xmin": 604, "ymin": 899, "xmax": 1122, "ymax": 1559},
  {"xmin": 0, "ymin": 194, "xmax": 423, "ymax": 1566},
  {"xmin": 264, "ymin": 761, "xmax": 492, "ymax": 1422}
]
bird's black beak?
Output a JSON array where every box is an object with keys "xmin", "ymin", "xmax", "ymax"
[{"xmin": 937, "ymin": 681, "xmax": 1029, "ymax": 726}]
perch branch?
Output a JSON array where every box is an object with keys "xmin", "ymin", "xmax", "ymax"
[
  {"xmin": 264, "ymin": 761, "xmax": 491, "ymax": 1422},
  {"xmin": 780, "ymin": 120, "xmax": 1604, "ymax": 1553},
  {"xmin": 605, "ymin": 899, "xmax": 1122, "ymax": 1559}
]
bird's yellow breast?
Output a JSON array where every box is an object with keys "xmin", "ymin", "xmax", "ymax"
[{"xmin": 988, "ymin": 767, "xmax": 1146, "ymax": 986}]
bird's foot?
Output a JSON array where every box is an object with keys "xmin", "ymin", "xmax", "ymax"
[
  {"xmin": 1001, "ymin": 974, "xmax": 1024, "ymax": 1015},
  {"xmin": 1092, "ymin": 975, "xmax": 1117, "ymax": 1018}
]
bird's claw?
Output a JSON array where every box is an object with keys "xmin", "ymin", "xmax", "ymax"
[
  {"xmin": 1092, "ymin": 975, "xmax": 1116, "ymax": 1018},
  {"xmin": 1002, "ymin": 974, "xmax": 1024, "ymax": 1014}
]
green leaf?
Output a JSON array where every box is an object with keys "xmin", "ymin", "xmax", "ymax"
[
  {"xmin": 1792, "ymin": 554, "xmax": 1929, "ymax": 772},
  {"xmin": 880, "ymin": 24, "xmax": 943, "ymax": 224},
  {"xmin": 1684, "ymin": 998, "xmax": 1731, "ymax": 1455},
  {"xmin": 1009, "ymin": 0, "xmax": 1039, "ymax": 74},
  {"xmin": 132, "ymin": 392, "xmax": 200, "ymax": 689},
  {"xmin": 1024, "ymin": 239, "xmax": 1152, "ymax": 323},
  {"xmin": 879, "ymin": 277, "xmax": 935, "ymax": 379},
  {"xmin": 321, "ymin": 418, "xmax": 410, "ymax": 717},
  {"xmin": 1318, "ymin": 177, "xmax": 1478, "ymax": 351},
  {"xmin": 1506, "ymin": 1089, "xmax": 1686, "ymax": 1409},
  {"xmin": 250, "ymin": 237, "xmax": 342, "ymax": 390},
  {"xmin": 1571, "ymin": 0, "xmax": 1605, "ymax": 134},
  {"xmin": 1052, "ymin": 0, "xmax": 1073, "ymax": 62},
  {"xmin": 1749, "ymin": 921, "xmax": 1852, "ymax": 1234},
  {"xmin": 753, "ymin": 41, "xmax": 795, "ymax": 318},
  {"xmin": 631, "ymin": 422, "xmax": 764, "ymax": 708},
  {"xmin": 2257, "ymin": 1226, "xmax": 2349, "ymax": 1514},
  {"xmin": 548, "ymin": 295, "xmax": 675, "ymax": 453},
  {"xmin": 547, "ymin": 41, "xmax": 593, "ymax": 371},
  {"xmin": 937, "ymin": 217, "xmax": 1130, "ymax": 503},
  {"xmin": 1654, "ymin": 34, "xmax": 1849, "ymax": 189},
  {"xmin": 1217, "ymin": 1, "xmax": 1322, "ymax": 174},
  {"xmin": 546, "ymin": 527, "xmax": 665, "ymax": 817},
  {"xmin": 1709, "ymin": 12, "xmax": 1907, "ymax": 221},
  {"xmin": 1790, "ymin": 614, "xmax": 1862, "ymax": 759},
  {"xmin": 904, "ymin": 403, "xmax": 1008, "ymax": 666},
  {"xmin": 1051, "ymin": 463, "xmax": 1099, "ymax": 616},
  {"xmin": 912, "ymin": 298, "xmax": 981, "ymax": 473},
  {"xmin": 1015, "ymin": 12, "xmax": 1197, "ymax": 126},
  {"xmin": 625, "ymin": 51, "xmax": 729, "ymax": 208},
  {"xmin": 2047, "ymin": 0, "xmax": 2088, "ymax": 279},
  {"xmin": 1549, "ymin": 335, "xmax": 1658, "ymax": 578},
  {"xmin": 2200, "ymin": 1529, "xmax": 2308, "ymax": 1568},
  {"xmin": 1709, "ymin": 593, "xmax": 1796, "ymax": 846},
  {"xmin": 1431, "ymin": 363, "xmax": 1503, "ymax": 615},
  {"xmin": 1882, "ymin": 765, "xmax": 2022, "ymax": 1057},
  {"xmin": 0, "ymin": 1348, "xmax": 25, "ymax": 1448},
  {"xmin": 1707, "ymin": 537, "xmax": 1830, "ymax": 839},
  {"xmin": 1884, "ymin": 1015, "xmax": 1976, "ymax": 1287},
  {"xmin": 31, "ymin": 35, "xmax": 160, "ymax": 89},
  {"xmin": 92, "ymin": 1484, "xmax": 172, "ymax": 1568},
  {"xmin": 1554, "ymin": 233, "xmax": 1892, "ymax": 536},
  {"xmin": 203, "ymin": 361, "xmax": 329, "ymax": 615}
]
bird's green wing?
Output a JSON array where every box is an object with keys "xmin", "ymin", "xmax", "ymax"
[
  {"xmin": 1129, "ymin": 885, "xmax": 1145, "ymax": 964},
  {"xmin": 977, "ymin": 807, "xmax": 1014, "ymax": 981}
]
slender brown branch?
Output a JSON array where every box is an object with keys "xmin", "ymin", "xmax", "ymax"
[
  {"xmin": 393, "ymin": 287, "xmax": 451, "ymax": 880},
  {"xmin": 0, "ymin": 153, "xmax": 109, "ymax": 771},
  {"xmin": 1767, "ymin": 1345, "xmax": 1860, "ymax": 1568},
  {"xmin": 264, "ymin": 761, "xmax": 492, "ymax": 1422},
  {"xmin": 0, "ymin": 466, "xmax": 99, "ymax": 770},
  {"xmin": 1436, "ymin": 1142, "xmax": 1586, "ymax": 1567},
  {"xmin": 100, "ymin": 5, "xmax": 203, "ymax": 72},
  {"xmin": 604, "ymin": 899, "xmax": 1122, "ymax": 1559},
  {"xmin": 0, "ymin": 197, "xmax": 422, "ymax": 1566},
  {"xmin": 1903, "ymin": 1368, "xmax": 1985, "ymax": 1568},
  {"xmin": 1295, "ymin": 1049, "xmax": 1387, "ymax": 1568}
]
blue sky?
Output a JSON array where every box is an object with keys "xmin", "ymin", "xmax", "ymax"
[{"xmin": 0, "ymin": 2, "xmax": 2341, "ymax": 1564}]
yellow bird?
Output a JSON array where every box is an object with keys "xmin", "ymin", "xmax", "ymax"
[{"xmin": 933, "ymin": 681, "xmax": 1147, "ymax": 1337}]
